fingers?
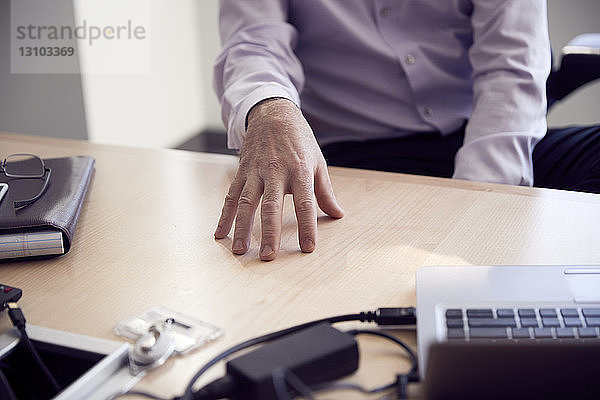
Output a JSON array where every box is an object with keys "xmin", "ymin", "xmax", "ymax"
[
  {"xmin": 315, "ymin": 163, "xmax": 344, "ymax": 219},
  {"xmin": 214, "ymin": 174, "xmax": 245, "ymax": 239},
  {"xmin": 232, "ymin": 177, "xmax": 263, "ymax": 254},
  {"xmin": 216, "ymin": 162, "xmax": 342, "ymax": 259},
  {"xmin": 291, "ymin": 173, "xmax": 317, "ymax": 253},
  {"xmin": 259, "ymin": 180, "xmax": 285, "ymax": 261}
]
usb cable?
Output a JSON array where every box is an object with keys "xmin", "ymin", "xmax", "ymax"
[{"xmin": 6, "ymin": 302, "xmax": 61, "ymax": 394}]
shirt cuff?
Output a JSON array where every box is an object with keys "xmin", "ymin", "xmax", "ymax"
[
  {"xmin": 227, "ymin": 83, "xmax": 301, "ymax": 150},
  {"xmin": 453, "ymin": 133, "xmax": 536, "ymax": 186}
]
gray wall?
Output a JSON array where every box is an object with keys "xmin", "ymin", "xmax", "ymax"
[
  {"xmin": 547, "ymin": 0, "xmax": 600, "ymax": 127},
  {"xmin": 0, "ymin": 0, "xmax": 87, "ymax": 140}
]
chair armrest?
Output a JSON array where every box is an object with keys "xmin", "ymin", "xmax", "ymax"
[
  {"xmin": 562, "ymin": 33, "xmax": 600, "ymax": 56},
  {"xmin": 547, "ymin": 33, "xmax": 600, "ymax": 108}
]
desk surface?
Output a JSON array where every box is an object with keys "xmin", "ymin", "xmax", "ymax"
[{"xmin": 1, "ymin": 132, "xmax": 600, "ymax": 398}]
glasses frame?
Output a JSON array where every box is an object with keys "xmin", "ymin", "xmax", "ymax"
[
  {"xmin": 1, "ymin": 153, "xmax": 52, "ymax": 211},
  {"xmin": 0, "ymin": 183, "xmax": 7, "ymax": 205}
]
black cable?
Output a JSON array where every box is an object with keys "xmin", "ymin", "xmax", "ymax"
[
  {"xmin": 0, "ymin": 362, "xmax": 39, "ymax": 400},
  {"xmin": 184, "ymin": 307, "xmax": 416, "ymax": 400},
  {"xmin": 19, "ymin": 333, "xmax": 61, "ymax": 392},
  {"xmin": 347, "ymin": 329, "xmax": 419, "ymax": 400},
  {"xmin": 308, "ymin": 329, "xmax": 418, "ymax": 400},
  {"xmin": 346, "ymin": 330, "xmax": 418, "ymax": 378},
  {"xmin": 396, "ymin": 374, "xmax": 410, "ymax": 400},
  {"xmin": 312, "ymin": 380, "xmax": 394, "ymax": 395},
  {"xmin": 106, "ymin": 390, "xmax": 173, "ymax": 400},
  {"xmin": 0, "ymin": 369, "xmax": 18, "ymax": 400},
  {"xmin": 187, "ymin": 376, "xmax": 235, "ymax": 400},
  {"xmin": 6, "ymin": 302, "xmax": 61, "ymax": 394}
]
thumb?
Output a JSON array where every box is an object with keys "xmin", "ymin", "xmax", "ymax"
[{"xmin": 314, "ymin": 163, "xmax": 344, "ymax": 219}]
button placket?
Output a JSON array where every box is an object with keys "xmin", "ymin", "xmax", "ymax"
[{"xmin": 379, "ymin": 7, "xmax": 391, "ymax": 17}]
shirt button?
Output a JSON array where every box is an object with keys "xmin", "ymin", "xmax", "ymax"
[
  {"xmin": 424, "ymin": 106, "xmax": 434, "ymax": 116},
  {"xmin": 380, "ymin": 7, "xmax": 391, "ymax": 17},
  {"xmin": 405, "ymin": 54, "xmax": 416, "ymax": 65}
]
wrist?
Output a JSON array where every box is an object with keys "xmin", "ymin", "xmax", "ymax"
[{"xmin": 246, "ymin": 97, "xmax": 298, "ymax": 130}]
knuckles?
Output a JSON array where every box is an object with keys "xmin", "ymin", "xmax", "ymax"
[
  {"xmin": 290, "ymin": 159, "xmax": 311, "ymax": 179},
  {"xmin": 238, "ymin": 194, "xmax": 257, "ymax": 207},
  {"xmin": 261, "ymin": 198, "xmax": 281, "ymax": 215},
  {"xmin": 223, "ymin": 193, "xmax": 238, "ymax": 207},
  {"xmin": 266, "ymin": 158, "xmax": 286, "ymax": 173},
  {"xmin": 295, "ymin": 198, "xmax": 316, "ymax": 215}
]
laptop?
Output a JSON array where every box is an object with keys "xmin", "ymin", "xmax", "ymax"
[{"xmin": 416, "ymin": 265, "xmax": 600, "ymax": 399}]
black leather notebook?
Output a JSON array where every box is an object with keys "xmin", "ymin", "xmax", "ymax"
[{"xmin": 0, "ymin": 156, "xmax": 95, "ymax": 260}]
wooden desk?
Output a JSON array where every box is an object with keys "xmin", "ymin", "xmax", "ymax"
[{"xmin": 1, "ymin": 132, "xmax": 600, "ymax": 398}]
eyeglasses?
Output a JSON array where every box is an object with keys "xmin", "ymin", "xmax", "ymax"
[{"xmin": 0, "ymin": 153, "xmax": 52, "ymax": 211}]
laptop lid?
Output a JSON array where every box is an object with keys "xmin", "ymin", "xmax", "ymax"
[{"xmin": 423, "ymin": 340, "xmax": 600, "ymax": 400}]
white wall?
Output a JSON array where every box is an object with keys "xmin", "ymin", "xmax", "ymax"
[
  {"xmin": 78, "ymin": 0, "xmax": 206, "ymax": 148},
  {"xmin": 194, "ymin": 1, "xmax": 222, "ymax": 131}
]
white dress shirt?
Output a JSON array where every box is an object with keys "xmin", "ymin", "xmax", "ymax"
[{"xmin": 214, "ymin": 0, "xmax": 551, "ymax": 186}]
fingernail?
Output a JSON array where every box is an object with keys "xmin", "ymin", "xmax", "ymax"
[
  {"xmin": 302, "ymin": 239, "xmax": 315, "ymax": 252},
  {"xmin": 214, "ymin": 226, "xmax": 223, "ymax": 237},
  {"xmin": 232, "ymin": 239, "xmax": 245, "ymax": 253},
  {"xmin": 260, "ymin": 245, "xmax": 274, "ymax": 258}
]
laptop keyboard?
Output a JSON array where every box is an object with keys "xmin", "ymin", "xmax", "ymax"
[{"xmin": 445, "ymin": 307, "xmax": 600, "ymax": 340}]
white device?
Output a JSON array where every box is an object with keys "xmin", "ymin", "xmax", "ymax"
[{"xmin": 416, "ymin": 265, "xmax": 600, "ymax": 379}]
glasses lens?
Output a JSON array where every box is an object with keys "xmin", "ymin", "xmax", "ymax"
[
  {"xmin": 9, "ymin": 178, "xmax": 45, "ymax": 202},
  {"xmin": 4, "ymin": 154, "xmax": 44, "ymax": 177}
]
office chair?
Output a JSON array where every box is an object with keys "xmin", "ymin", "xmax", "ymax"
[{"xmin": 547, "ymin": 33, "xmax": 600, "ymax": 109}]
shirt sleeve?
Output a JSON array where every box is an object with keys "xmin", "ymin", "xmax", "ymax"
[
  {"xmin": 213, "ymin": 0, "xmax": 304, "ymax": 150},
  {"xmin": 453, "ymin": 0, "xmax": 551, "ymax": 186}
]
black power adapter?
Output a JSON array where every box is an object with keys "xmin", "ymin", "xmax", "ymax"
[
  {"xmin": 224, "ymin": 323, "xmax": 359, "ymax": 400},
  {"xmin": 187, "ymin": 309, "xmax": 418, "ymax": 400}
]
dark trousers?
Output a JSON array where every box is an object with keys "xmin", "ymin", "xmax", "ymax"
[{"xmin": 320, "ymin": 125, "xmax": 600, "ymax": 193}]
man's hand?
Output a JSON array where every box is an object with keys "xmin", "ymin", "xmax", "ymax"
[{"xmin": 214, "ymin": 98, "xmax": 344, "ymax": 261}]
